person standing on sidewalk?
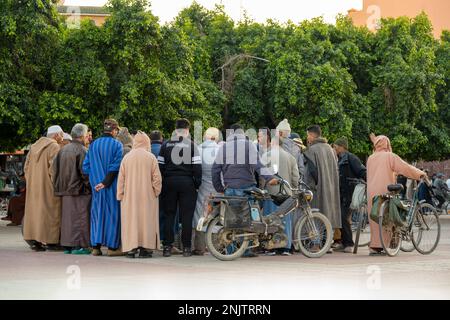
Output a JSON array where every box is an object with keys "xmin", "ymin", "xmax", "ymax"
[
  {"xmin": 276, "ymin": 119, "xmax": 305, "ymax": 180},
  {"xmin": 262, "ymin": 136, "xmax": 299, "ymax": 255},
  {"xmin": 212, "ymin": 124, "xmax": 278, "ymax": 195},
  {"xmin": 117, "ymin": 131, "xmax": 162, "ymax": 259},
  {"xmin": 23, "ymin": 125, "xmax": 64, "ymax": 251},
  {"xmin": 366, "ymin": 134, "xmax": 425, "ymax": 256},
  {"xmin": 212, "ymin": 124, "xmax": 278, "ymax": 257},
  {"xmin": 158, "ymin": 119, "xmax": 202, "ymax": 257},
  {"xmin": 333, "ymin": 137, "xmax": 366, "ymax": 253},
  {"xmin": 53, "ymin": 123, "xmax": 92, "ymax": 255},
  {"xmin": 150, "ymin": 130, "xmax": 168, "ymax": 246},
  {"xmin": 304, "ymin": 125, "xmax": 341, "ymax": 254},
  {"xmin": 192, "ymin": 127, "xmax": 221, "ymax": 255},
  {"xmin": 82, "ymin": 119, "xmax": 123, "ymax": 257}
]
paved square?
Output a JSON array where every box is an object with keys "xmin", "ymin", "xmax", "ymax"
[{"xmin": 1, "ymin": 217, "xmax": 449, "ymax": 299}]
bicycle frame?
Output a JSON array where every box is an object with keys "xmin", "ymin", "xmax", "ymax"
[{"xmin": 382, "ymin": 180, "xmax": 430, "ymax": 234}]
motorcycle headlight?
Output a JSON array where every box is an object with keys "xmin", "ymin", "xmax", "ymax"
[{"xmin": 304, "ymin": 190, "xmax": 313, "ymax": 202}]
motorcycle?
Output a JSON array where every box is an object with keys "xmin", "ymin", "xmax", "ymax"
[
  {"xmin": 430, "ymin": 186, "xmax": 450, "ymax": 215},
  {"xmin": 197, "ymin": 169, "xmax": 333, "ymax": 261}
]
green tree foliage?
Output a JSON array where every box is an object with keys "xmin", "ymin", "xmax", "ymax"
[
  {"xmin": 0, "ymin": 0, "xmax": 62, "ymax": 149},
  {"xmin": 0, "ymin": 0, "xmax": 448, "ymax": 161},
  {"xmin": 369, "ymin": 13, "xmax": 442, "ymax": 160}
]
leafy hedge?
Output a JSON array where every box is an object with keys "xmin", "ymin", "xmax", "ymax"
[{"xmin": 0, "ymin": 0, "xmax": 449, "ymax": 161}]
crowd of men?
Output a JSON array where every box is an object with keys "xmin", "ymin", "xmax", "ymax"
[{"xmin": 5, "ymin": 116, "xmax": 448, "ymax": 258}]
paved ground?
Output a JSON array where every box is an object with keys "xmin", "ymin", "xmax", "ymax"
[{"xmin": 1, "ymin": 216, "xmax": 449, "ymax": 300}]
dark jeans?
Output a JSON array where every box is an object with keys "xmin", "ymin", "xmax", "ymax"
[
  {"xmin": 340, "ymin": 200, "xmax": 354, "ymax": 247},
  {"xmin": 224, "ymin": 185, "xmax": 255, "ymax": 197},
  {"xmin": 162, "ymin": 176, "xmax": 197, "ymax": 248},
  {"xmin": 224, "ymin": 185, "xmax": 257, "ymax": 256}
]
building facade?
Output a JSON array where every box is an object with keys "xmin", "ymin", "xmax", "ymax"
[
  {"xmin": 57, "ymin": 1, "xmax": 110, "ymax": 26},
  {"xmin": 348, "ymin": 0, "xmax": 450, "ymax": 38}
]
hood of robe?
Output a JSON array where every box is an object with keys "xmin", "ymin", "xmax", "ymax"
[
  {"xmin": 309, "ymin": 137, "xmax": 328, "ymax": 145},
  {"xmin": 133, "ymin": 131, "xmax": 150, "ymax": 150},
  {"xmin": 30, "ymin": 137, "xmax": 59, "ymax": 161},
  {"xmin": 373, "ymin": 135, "xmax": 392, "ymax": 152}
]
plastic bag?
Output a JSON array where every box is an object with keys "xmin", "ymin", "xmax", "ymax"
[
  {"xmin": 388, "ymin": 197, "xmax": 409, "ymax": 227},
  {"xmin": 350, "ymin": 183, "xmax": 366, "ymax": 210},
  {"xmin": 370, "ymin": 195, "xmax": 384, "ymax": 223}
]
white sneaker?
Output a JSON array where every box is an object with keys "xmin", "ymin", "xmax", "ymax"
[
  {"xmin": 344, "ymin": 246, "xmax": 353, "ymax": 253},
  {"xmin": 331, "ymin": 242, "xmax": 340, "ymax": 249}
]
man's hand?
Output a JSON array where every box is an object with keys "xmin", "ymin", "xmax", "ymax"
[
  {"xmin": 268, "ymin": 178, "xmax": 279, "ymax": 186},
  {"xmin": 95, "ymin": 183, "xmax": 105, "ymax": 192}
]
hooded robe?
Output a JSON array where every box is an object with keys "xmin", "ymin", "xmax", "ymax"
[
  {"xmin": 53, "ymin": 140, "xmax": 91, "ymax": 248},
  {"xmin": 367, "ymin": 135, "xmax": 424, "ymax": 249},
  {"xmin": 117, "ymin": 132, "xmax": 162, "ymax": 252},
  {"xmin": 304, "ymin": 137, "xmax": 342, "ymax": 229},
  {"xmin": 23, "ymin": 137, "xmax": 61, "ymax": 244}
]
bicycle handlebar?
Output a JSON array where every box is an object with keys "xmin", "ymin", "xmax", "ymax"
[
  {"xmin": 274, "ymin": 173, "xmax": 310, "ymax": 192},
  {"xmin": 420, "ymin": 176, "xmax": 432, "ymax": 188}
]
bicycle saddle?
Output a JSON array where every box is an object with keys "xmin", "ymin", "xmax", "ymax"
[
  {"xmin": 387, "ymin": 184, "xmax": 404, "ymax": 193},
  {"xmin": 243, "ymin": 187, "xmax": 267, "ymax": 196}
]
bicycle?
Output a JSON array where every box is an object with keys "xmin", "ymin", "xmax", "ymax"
[
  {"xmin": 430, "ymin": 187, "xmax": 450, "ymax": 216},
  {"xmin": 377, "ymin": 179, "xmax": 441, "ymax": 257}
]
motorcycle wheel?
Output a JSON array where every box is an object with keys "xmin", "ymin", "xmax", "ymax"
[
  {"xmin": 294, "ymin": 211, "xmax": 332, "ymax": 258},
  {"xmin": 205, "ymin": 216, "xmax": 249, "ymax": 261}
]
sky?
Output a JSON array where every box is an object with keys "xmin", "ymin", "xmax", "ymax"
[{"xmin": 62, "ymin": 0, "xmax": 364, "ymax": 24}]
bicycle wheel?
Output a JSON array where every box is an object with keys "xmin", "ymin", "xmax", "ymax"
[
  {"xmin": 352, "ymin": 209, "xmax": 361, "ymax": 254},
  {"xmin": 357, "ymin": 206, "xmax": 370, "ymax": 247},
  {"xmin": 206, "ymin": 216, "xmax": 249, "ymax": 261},
  {"xmin": 294, "ymin": 211, "xmax": 332, "ymax": 258},
  {"xmin": 411, "ymin": 203, "xmax": 440, "ymax": 255},
  {"xmin": 378, "ymin": 201, "xmax": 402, "ymax": 257}
]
